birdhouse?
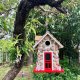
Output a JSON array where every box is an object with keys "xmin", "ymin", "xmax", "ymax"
[{"xmin": 33, "ymin": 31, "xmax": 64, "ymax": 73}]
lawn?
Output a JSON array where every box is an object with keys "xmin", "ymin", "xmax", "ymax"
[
  {"xmin": 0, "ymin": 63, "xmax": 80, "ymax": 80},
  {"xmin": 0, "ymin": 64, "xmax": 33, "ymax": 80},
  {"xmin": 15, "ymin": 66, "xmax": 33, "ymax": 80},
  {"xmin": 0, "ymin": 64, "xmax": 11, "ymax": 79}
]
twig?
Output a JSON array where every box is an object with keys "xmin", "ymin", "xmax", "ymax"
[{"xmin": 39, "ymin": 6, "xmax": 57, "ymax": 14}]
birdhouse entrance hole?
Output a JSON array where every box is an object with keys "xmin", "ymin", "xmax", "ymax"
[{"xmin": 45, "ymin": 41, "xmax": 50, "ymax": 46}]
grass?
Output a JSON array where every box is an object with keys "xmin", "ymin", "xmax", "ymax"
[
  {"xmin": 0, "ymin": 61, "xmax": 80, "ymax": 80},
  {"xmin": 15, "ymin": 66, "xmax": 33, "ymax": 80},
  {"xmin": 0, "ymin": 64, "xmax": 11, "ymax": 80},
  {"xmin": 0, "ymin": 64, "xmax": 33, "ymax": 80}
]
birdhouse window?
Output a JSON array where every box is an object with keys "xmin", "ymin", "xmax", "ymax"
[
  {"xmin": 45, "ymin": 53, "xmax": 51, "ymax": 60},
  {"xmin": 45, "ymin": 41, "xmax": 50, "ymax": 46}
]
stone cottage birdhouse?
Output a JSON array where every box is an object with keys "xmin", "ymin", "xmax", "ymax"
[{"xmin": 33, "ymin": 31, "xmax": 64, "ymax": 73}]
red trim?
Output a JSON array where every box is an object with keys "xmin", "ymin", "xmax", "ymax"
[
  {"xmin": 33, "ymin": 67, "xmax": 64, "ymax": 73},
  {"xmin": 44, "ymin": 52, "xmax": 52, "ymax": 70},
  {"xmin": 33, "ymin": 51, "xmax": 64, "ymax": 73}
]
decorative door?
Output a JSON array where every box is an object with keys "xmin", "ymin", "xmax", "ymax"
[{"xmin": 44, "ymin": 52, "xmax": 52, "ymax": 70}]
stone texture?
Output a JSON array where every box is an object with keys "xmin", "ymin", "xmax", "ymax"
[{"xmin": 36, "ymin": 35, "xmax": 61, "ymax": 71}]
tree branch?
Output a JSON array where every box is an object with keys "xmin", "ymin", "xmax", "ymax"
[
  {"xmin": 55, "ymin": 5, "xmax": 67, "ymax": 14},
  {"xmin": 39, "ymin": 6, "xmax": 56, "ymax": 13}
]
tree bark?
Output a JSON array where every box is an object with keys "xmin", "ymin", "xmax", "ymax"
[
  {"xmin": 27, "ymin": 53, "xmax": 33, "ymax": 66},
  {"xmin": 2, "ymin": 54, "xmax": 25, "ymax": 80},
  {"xmin": 3, "ymin": 0, "xmax": 66, "ymax": 80}
]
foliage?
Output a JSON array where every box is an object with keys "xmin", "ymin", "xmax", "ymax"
[
  {"xmin": 0, "ymin": 0, "xmax": 80, "ymax": 79},
  {"xmin": 0, "ymin": 39, "xmax": 17, "ymax": 61},
  {"xmin": 52, "ymin": 4, "xmax": 80, "ymax": 59},
  {"xmin": 0, "ymin": 0, "xmax": 18, "ymax": 32},
  {"xmin": 27, "ymin": 1, "xmax": 80, "ymax": 60},
  {"xmin": 0, "ymin": 0, "xmax": 80, "ymax": 61},
  {"xmin": 0, "ymin": 38, "xmax": 35, "ymax": 62},
  {"xmin": 22, "ymin": 40, "xmax": 34, "ymax": 56}
]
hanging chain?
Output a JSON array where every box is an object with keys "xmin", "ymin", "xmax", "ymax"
[{"xmin": 45, "ymin": 12, "xmax": 48, "ymax": 32}]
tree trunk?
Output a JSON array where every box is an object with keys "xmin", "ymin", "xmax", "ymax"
[
  {"xmin": 2, "ymin": 54, "xmax": 25, "ymax": 80},
  {"xmin": 27, "ymin": 53, "xmax": 33, "ymax": 66},
  {"xmin": 3, "ymin": 0, "xmax": 32, "ymax": 80},
  {"xmin": 3, "ymin": 0, "xmax": 66, "ymax": 80}
]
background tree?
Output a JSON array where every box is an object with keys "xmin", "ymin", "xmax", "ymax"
[
  {"xmin": 0, "ymin": 0, "xmax": 80, "ymax": 80},
  {"xmin": 2, "ymin": 0, "xmax": 67, "ymax": 80}
]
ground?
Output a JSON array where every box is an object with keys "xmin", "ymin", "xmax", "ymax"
[
  {"xmin": 0, "ymin": 63, "xmax": 80, "ymax": 80},
  {"xmin": 0, "ymin": 64, "xmax": 10, "ymax": 79},
  {"xmin": 15, "ymin": 66, "xmax": 33, "ymax": 80},
  {"xmin": 0, "ymin": 64, "xmax": 33, "ymax": 80}
]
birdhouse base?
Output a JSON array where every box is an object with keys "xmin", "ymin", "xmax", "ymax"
[{"xmin": 33, "ymin": 68, "xmax": 64, "ymax": 73}]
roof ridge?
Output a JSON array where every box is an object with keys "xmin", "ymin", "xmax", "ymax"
[{"xmin": 33, "ymin": 31, "xmax": 64, "ymax": 49}]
